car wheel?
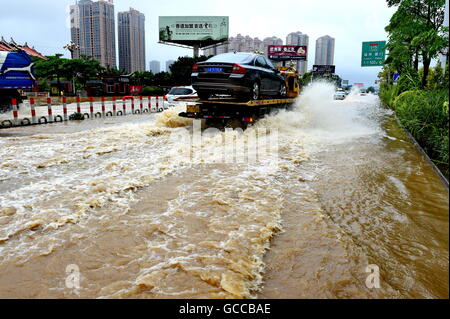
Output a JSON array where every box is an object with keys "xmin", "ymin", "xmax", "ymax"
[
  {"xmin": 249, "ymin": 82, "xmax": 260, "ymax": 100},
  {"xmin": 197, "ymin": 91, "xmax": 210, "ymax": 100},
  {"xmin": 279, "ymin": 83, "xmax": 287, "ymax": 98}
]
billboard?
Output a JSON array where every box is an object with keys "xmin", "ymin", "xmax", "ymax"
[
  {"xmin": 0, "ymin": 50, "xmax": 35, "ymax": 89},
  {"xmin": 312, "ymin": 65, "xmax": 335, "ymax": 75},
  {"xmin": 361, "ymin": 41, "xmax": 386, "ymax": 67},
  {"xmin": 159, "ymin": 16, "xmax": 229, "ymax": 48},
  {"xmin": 268, "ymin": 45, "xmax": 307, "ymax": 61}
]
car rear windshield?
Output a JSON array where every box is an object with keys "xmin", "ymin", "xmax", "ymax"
[
  {"xmin": 206, "ymin": 53, "xmax": 254, "ymax": 64},
  {"xmin": 168, "ymin": 88, "xmax": 192, "ymax": 95}
]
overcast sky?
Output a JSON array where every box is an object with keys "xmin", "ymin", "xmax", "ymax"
[{"xmin": 0, "ymin": 0, "xmax": 397, "ymax": 86}]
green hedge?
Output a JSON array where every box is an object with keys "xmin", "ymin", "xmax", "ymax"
[
  {"xmin": 393, "ymin": 89, "xmax": 449, "ymax": 163},
  {"xmin": 141, "ymin": 86, "xmax": 165, "ymax": 96}
]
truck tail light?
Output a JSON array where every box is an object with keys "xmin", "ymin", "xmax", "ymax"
[
  {"xmin": 232, "ymin": 63, "xmax": 246, "ymax": 74},
  {"xmin": 192, "ymin": 64, "xmax": 199, "ymax": 72}
]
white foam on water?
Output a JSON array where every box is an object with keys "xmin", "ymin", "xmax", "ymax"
[{"xmin": 0, "ymin": 82, "xmax": 424, "ymax": 299}]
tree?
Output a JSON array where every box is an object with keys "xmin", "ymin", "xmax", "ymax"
[
  {"xmin": 34, "ymin": 55, "xmax": 104, "ymax": 94},
  {"xmin": 300, "ymin": 72, "xmax": 313, "ymax": 87},
  {"xmin": 378, "ymin": 64, "xmax": 396, "ymax": 85},
  {"xmin": 426, "ymin": 63, "xmax": 446, "ymax": 89},
  {"xmin": 153, "ymin": 72, "xmax": 173, "ymax": 86},
  {"xmin": 385, "ymin": 0, "xmax": 448, "ymax": 88},
  {"xmin": 130, "ymin": 71, "xmax": 156, "ymax": 86},
  {"xmin": 169, "ymin": 56, "xmax": 209, "ymax": 85},
  {"xmin": 33, "ymin": 54, "xmax": 66, "ymax": 93},
  {"xmin": 64, "ymin": 56, "xmax": 104, "ymax": 94},
  {"xmin": 101, "ymin": 66, "xmax": 126, "ymax": 77}
]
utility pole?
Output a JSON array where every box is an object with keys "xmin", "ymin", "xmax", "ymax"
[{"xmin": 193, "ymin": 45, "xmax": 200, "ymax": 58}]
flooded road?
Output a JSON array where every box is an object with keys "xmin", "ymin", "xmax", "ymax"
[{"xmin": 0, "ymin": 83, "xmax": 448, "ymax": 298}]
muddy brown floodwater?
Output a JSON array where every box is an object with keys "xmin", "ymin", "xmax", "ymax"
[{"xmin": 0, "ymin": 83, "xmax": 447, "ymax": 299}]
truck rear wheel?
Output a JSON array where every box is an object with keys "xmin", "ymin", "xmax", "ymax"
[{"xmin": 225, "ymin": 119, "xmax": 248, "ymax": 130}]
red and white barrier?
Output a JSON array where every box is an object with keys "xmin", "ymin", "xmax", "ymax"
[
  {"xmin": 47, "ymin": 97, "xmax": 53, "ymax": 122},
  {"xmin": 76, "ymin": 96, "xmax": 81, "ymax": 114},
  {"xmin": 30, "ymin": 97, "xmax": 37, "ymax": 124},
  {"xmin": 1, "ymin": 95, "xmax": 172, "ymax": 128},
  {"xmin": 62, "ymin": 97, "xmax": 68, "ymax": 121},
  {"xmin": 12, "ymin": 98, "xmax": 18, "ymax": 125},
  {"xmin": 89, "ymin": 97, "xmax": 94, "ymax": 118},
  {"xmin": 101, "ymin": 96, "xmax": 106, "ymax": 117}
]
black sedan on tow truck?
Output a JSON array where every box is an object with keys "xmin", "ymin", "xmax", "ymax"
[{"xmin": 191, "ymin": 52, "xmax": 287, "ymax": 101}]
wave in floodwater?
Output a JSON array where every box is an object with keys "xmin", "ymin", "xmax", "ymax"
[{"xmin": 0, "ymin": 83, "xmax": 448, "ymax": 298}]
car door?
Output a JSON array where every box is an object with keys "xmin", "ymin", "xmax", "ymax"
[
  {"xmin": 263, "ymin": 57, "xmax": 282, "ymax": 93},
  {"xmin": 254, "ymin": 56, "xmax": 271, "ymax": 93}
]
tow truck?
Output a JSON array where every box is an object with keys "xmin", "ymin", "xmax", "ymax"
[{"xmin": 178, "ymin": 64, "xmax": 300, "ymax": 128}]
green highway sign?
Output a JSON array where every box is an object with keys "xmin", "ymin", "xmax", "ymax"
[{"xmin": 361, "ymin": 41, "xmax": 386, "ymax": 67}]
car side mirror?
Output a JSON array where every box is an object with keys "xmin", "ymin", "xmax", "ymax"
[{"xmin": 274, "ymin": 68, "xmax": 280, "ymax": 74}]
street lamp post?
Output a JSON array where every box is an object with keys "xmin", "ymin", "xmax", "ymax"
[
  {"xmin": 63, "ymin": 41, "xmax": 79, "ymax": 59},
  {"xmin": 63, "ymin": 42, "xmax": 80, "ymax": 95}
]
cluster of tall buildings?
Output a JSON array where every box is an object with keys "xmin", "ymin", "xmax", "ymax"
[
  {"xmin": 314, "ymin": 35, "xmax": 335, "ymax": 66},
  {"xmin": 70, "ymin": 0, "xmax": 146, "ymax": 74},
  {"xmin": 286, "ymin": 32, "xmax": 309, "ymax": 75},
  {"xmin": 118, "ymin": 8, "xmax": 145, "ymax": 73},
  {"xmin": 69, "ymin": 1, "xmax": 336, "ymax": 76},
  {"xmin": 148, "ymin": 60, "xmax": 175, "ymax": 74},
  {"xmin": 203, "ymin": 32, "xmax": 335, "ymax": 75}
]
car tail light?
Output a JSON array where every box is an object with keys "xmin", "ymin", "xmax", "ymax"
[
  {"xmin": 232, "ymin": 63, "xmax": 246, "ymax": 74},
  {"xmin": 192, "ymin": 64, "xmax": 199, "ymax": 72}
]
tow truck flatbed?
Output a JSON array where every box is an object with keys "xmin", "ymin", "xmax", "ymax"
[
  {"xmin": 178, "ymin": 98, "xmax": 296, "ymax": 124},
  {"xmin": 177, "ymin": 97, "xmax": 296, "ymax": 106}
]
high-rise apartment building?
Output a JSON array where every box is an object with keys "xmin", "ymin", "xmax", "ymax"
[
  {"xmin": 315, "ymin": 35, "xmax": 335, "ymax": 65},
  {"xmin": 262, "ymin": 36, "xmax": 283, "ymax": 66},
  {"xmin": 118, "ymin": 8, "xmax": 145, "ymax": 73},
  {"xmin": 149, "ymin": 60, "xmax": 160, "ymax": 74},
  {"xmin": 286, "ymin": 31, "xmax": 309, "ymax": 75},
  {"xmin": 202, "ymin": 34, "xmax": 265, "ymax": 56},
  {"xmin": 262, "ymin": 36, "xmax": 283, "ymax": 57},
  {"xmin": 70, "ymin": 0, "xmax": 116, "ymax": 68},
  {"xmin": 165, "ymin": 60, "xmax": 175, "ymax": 73}
]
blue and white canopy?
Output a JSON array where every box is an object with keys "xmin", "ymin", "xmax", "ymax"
[{"xmin": 0, "ymin": 50, "xmax": 35, "ymax": 89}]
